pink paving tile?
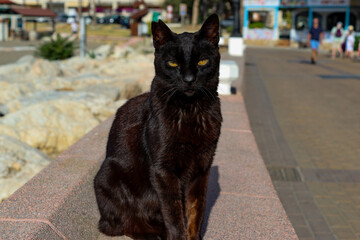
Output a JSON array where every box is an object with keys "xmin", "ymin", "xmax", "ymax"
[
  {"xmin": 0, "ymin": 220, "xmax": 63, "ymax": 239},
  {"xmin": 0, "ymin": 91, "xmax": 297, "ymax": 239},
  {"xmin": 203, "ymin": 194, "xmax": 298, "ymax": 240},
  {"xmin": 217, "ymin": 130, "xmax": 261, "ymax": 159},
  {"xmin": 221, "ymin": 112, "xmax": 251, "ymax": 132}
]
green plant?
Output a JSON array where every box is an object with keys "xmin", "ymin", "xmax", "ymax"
[
  {"xmin": 354, "ymin": 35, "xmax": 359, "ymax": 51},
  {"xmin": 147, "ymin": 21, "xmax": 152, "ymax": 35},
  {"xmin": 88, "ymin": 50, "xmax": 96, "ymax": 59},
  {"xmin": 249, "ymin": 22, "xmax": 265, "ymax": 29},
  {"xmin": 226, "ymin": 26, "xmax": 233, "ymax": 34},
  {"xmin": 36, "ymin": 34, "xmax": 77, "ymax": 61}
]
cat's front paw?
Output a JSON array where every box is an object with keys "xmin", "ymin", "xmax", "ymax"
[
  {"xmin": 166, "ymin": 231, "xmax": 186, "ymax": 240},
  {"xmin": 187, "ymin": 233, "xmax": 202, "ymax": 240},
  {"xmin": 167, "ymin": 236, "xmax": 186, "ymax": 240}
]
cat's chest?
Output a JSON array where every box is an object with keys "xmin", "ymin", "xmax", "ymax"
[
  {"xmin": 168, "ymin": 108, "xmax": 220, "ymax": 142},
  {"xmin": 176, "ymin": 110, "xmax": 206, "ymax": 132}
]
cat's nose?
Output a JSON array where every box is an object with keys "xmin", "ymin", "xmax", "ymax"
[{"xmin": 183, "ymin": 75, "xmax": 195, "ymax": 84}]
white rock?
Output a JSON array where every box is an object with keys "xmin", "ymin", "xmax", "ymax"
[
  {"xmin": 30, "ymin": 59, "xmax": 63, "ymax": 77},
  {"xmin": 0, "ymin": 91, "xmax": 115, "ymax": 114},
  {"xmin": 111, "ymin": 46, "xmax": 134, "ymax": 59},
  {"xmin": 28, "ymin": 30, "xmax": 38, "ymax": 41},
  {"xmin": 0, "ymin": 60, "xmax": 33, "ymax": 76},
  {"xmin": 0, "ymin": 134, "xmax": 50, "ymax": 201},
  {"xmin": 0, "ymin": 100, "xmax": 101, "ymax": 154},
  {"xmin": 94, "ymin": 44, "xmax": 112, "ymax": 60},
  {"xmin": 50, "ymin": 32, "xmax": 76, "ymax": 42},
  {"xmin": 0, "ymin": 81, "xmax": 36, "ymax": 105},
  {"xmin": 16, "ymin": 55, "xmax": 36, "ymax": 64},
  {"xmin": 78, "ymin": 85, "xmax": 120, "ymax": 101}
]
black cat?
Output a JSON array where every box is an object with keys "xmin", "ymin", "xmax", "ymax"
[{"xmin": 94, "ymin": 14, "xmax": 222, "ymax": 240}]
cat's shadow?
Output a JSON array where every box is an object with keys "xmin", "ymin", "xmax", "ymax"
[{"xmin": 202, "ymin": 165, "xmax": 221, "ymax": 236}]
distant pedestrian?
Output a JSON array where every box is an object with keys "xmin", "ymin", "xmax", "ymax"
[
  {"xmin": 307, "ymin": 18, "xmax": 323, "ymax": 64},
  {"xmin": 71, "ymin": 21, "xmax": 78, "ymax": 35},
  {"xmin": 331, "ymin": 22, "xmax": 344, "ymax": 59},
  {"xmin": 345, "ymin": 25, "xmax": 355, "ymax": 59}
]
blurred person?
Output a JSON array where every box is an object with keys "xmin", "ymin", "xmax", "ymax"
[
  {"xmin": 345, "ymin": 25, "xmax": 355, "ymax": 59},
  {"xmin": 71, "ymin": 21, "xmax": 78, "ymax": 35},
  {"xmin": 331, "ymin": 22, "xmax": 344, "ymax": 59},
  {"xmin": 307, "ymin": 18, "xmax": 323, "ymax": 64}
]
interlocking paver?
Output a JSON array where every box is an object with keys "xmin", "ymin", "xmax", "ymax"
[
  {"xmin": 294, "ymin": 226, "xmax": 314, "ymax": 239},
  {"xmin": 318, "ymin": 206, "xmax": 343, "ymax": 216},
  {"xmin": 325, "ymin": 215, "xmax": 348, "ymax": 227},
  {"xmin": 308, "ymin": 219, "xmax": 332, "ymax": 233},
  {"xmin": 315, "ymin": 198, "xmax": 335, "ymax": 207},
  {"xmin": 313, "ymin": 233, "xmax": 337, "ymax": 240},
  {"xmin": 350, "ymin": 221, "xmax": 360, "ymax": 233},
  {"xmin": 332, "ymin": 227, "xmax": 358, "ymax": 239},
  {"xmin": 288, "ymin": 215, "xmax": 307, "ymax": 227},
  {"xmin": 295, "ymin": 192, "xmax": 314, "ymax": 203},
  {"xmin": 244, "ymin": 47, "xmax": 360, "ymax": 240}
]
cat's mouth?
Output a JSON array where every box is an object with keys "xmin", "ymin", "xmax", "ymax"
[{"xmin": 184, "ymin": 89, "xmax": 196, "ymax": 96}]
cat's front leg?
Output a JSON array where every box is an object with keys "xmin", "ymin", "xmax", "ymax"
[
  {"xmin": 152, "ymin": 170, "xmax": 187, "ymax": 240},
  {"xmin": 185, "ymin": 172, "xmax": 210, "ymax": 240}
]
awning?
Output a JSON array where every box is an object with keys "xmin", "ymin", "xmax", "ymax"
[
  {"xmin": 0, "ymin": 0, "xmax": 16, "ymax": 4},
  {"xmin": 11, "ymin": 7, "xmax": 56, "ymax": 17}
]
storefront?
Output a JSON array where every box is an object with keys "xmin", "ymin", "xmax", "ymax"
[
  {"xmin": 289, "ymin": 0, "xmax": 359, "ymax": 45},
  {"xmin": 243, "ymin": 0, "xmax": 360, "ymax": 44},
  {"xmin": 243, "ymin": 0, "xmax": 281, "ymax": 40}
]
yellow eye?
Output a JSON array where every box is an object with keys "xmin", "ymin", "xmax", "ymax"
[
  {"xmin": 168, "ymin": 61, "xmax": 178, "ymax": 67},
  {"xmin": 198, "ymin": 59, "xmax": 208, "ymax": 66}
]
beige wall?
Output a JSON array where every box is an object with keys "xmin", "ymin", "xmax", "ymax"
[{"xmin": 12, "ymin": 0, "xmax": 164, "ymax": 8}]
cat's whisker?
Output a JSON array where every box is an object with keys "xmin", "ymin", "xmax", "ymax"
[
  {"xmin": 167, "ymin": 89, "xmax": 178, "ymax": 102},
  {"xmin": 199, "ymin": 88, "xmax": 211, "ymax": 100},
  {"xmin": 201, "ymin": 87, "xmax": 216, "ymax": 101},
  {"xmin": 205, "ymin": 87, "xmax": 218, "ymax": 101},
  {"xmin": 160, "ymin": 87, "xmax": 177, "ymax": 99}
]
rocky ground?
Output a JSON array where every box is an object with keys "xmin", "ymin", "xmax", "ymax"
[{"xmin": 0, "ymin": 43, "xmax": 154, "ymax": 202}]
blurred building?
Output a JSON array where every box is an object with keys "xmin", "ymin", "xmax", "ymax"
[
  {"xmin": 0, "ymin": 0, "xmax": 56, "ymax": 41},
  {"xmin": 9, "ymin": 0, "xmax": 164, "ymax": 15},
  {"xmin": 243, "ymin": 0, "xmax": 360, "ymax": 46}
]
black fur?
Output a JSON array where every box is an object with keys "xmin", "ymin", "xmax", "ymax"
[{"xmin": 94, "ymin": 14, "xmax": 222, "ymax": 240}]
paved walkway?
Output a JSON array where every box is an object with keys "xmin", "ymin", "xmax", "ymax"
[
  {"xmin": 0, "ymin": 41, "xmax": 37, "ymax": 65},
  {"xmin": 243, "ymin": 47, "xmax": 360, "ymax": 240}
]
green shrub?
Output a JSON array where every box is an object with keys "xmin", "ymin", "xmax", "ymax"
[
  {"xmin": 249, "ymin": 22, "xmax": 265, "ymax": 29},
  {"xmin": 226, "ymin": 26, "xmax": 233, "ymax": 34},
  {"xmin": 147, "ymin": 21, "xmax": 152, "ymax": 36},
  {"xmin": 88, "ymin": 50, "xmax": 96, "ymax": 59},
  {"xmin": 36, "ymin": 34, "xmax": 77, "ymax": 61},
  {"xmin": 355, "ymin": 35, "xmax": 359, "ymax": 51}
]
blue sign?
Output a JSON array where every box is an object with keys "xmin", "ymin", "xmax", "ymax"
[{"xmin": 180, "ymin": 4, "xmax": 187, "ymax": 16}]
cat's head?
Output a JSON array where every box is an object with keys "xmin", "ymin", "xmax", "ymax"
[{"xmin": 151, "ymin": 14, "xmax": 220, "ymax": 100}]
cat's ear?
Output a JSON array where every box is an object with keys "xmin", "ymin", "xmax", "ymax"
[
  {"xmin": 152, "ymin": 20, "xmax": 173, "ymax": 49},
  {"xmin": 199, "ymin": 14, "xmax": 219, "ymax": 46}
]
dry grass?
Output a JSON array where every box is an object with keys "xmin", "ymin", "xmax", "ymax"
[
  {"xmin": 23, "ymin": 22, "xmax": 131, "ymax": 38},
  {"xmin": 56, "ymin": 23, "xmax": 131, "ymax": 37},
  {"xmin": 23, "ymin": 22, "xmax": 53, "ymax": 32},
  {"xmin": 170, "ymin": 24, "xmax": 202, "ymax": 34}
]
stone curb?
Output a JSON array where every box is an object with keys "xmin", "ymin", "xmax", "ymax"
[{"xmin": 0, "ymin": 53, "xmax": 298, "ymax": 240}]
